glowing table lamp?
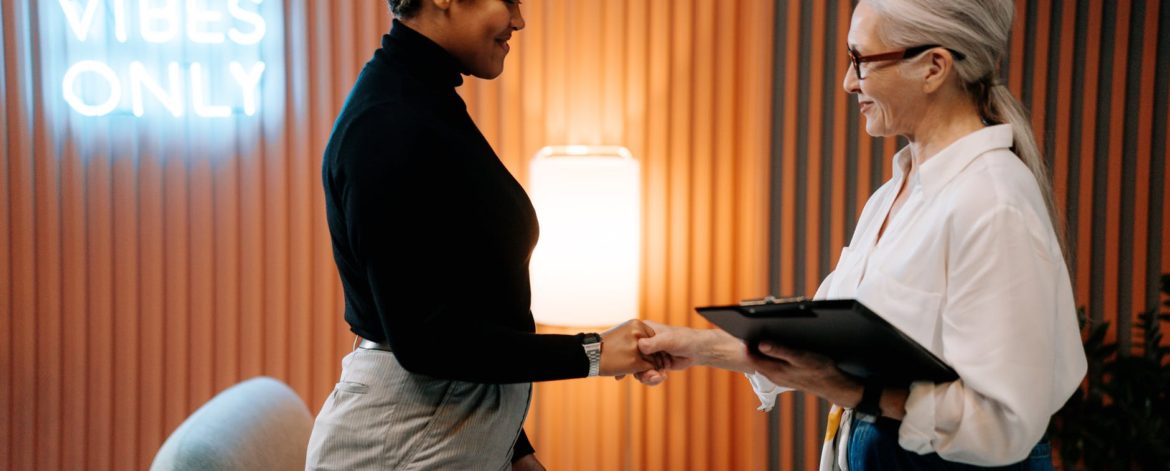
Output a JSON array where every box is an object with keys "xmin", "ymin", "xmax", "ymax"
[{"xmin": 528, "ymin": 146, "xmax": 641, "ymax": 327}]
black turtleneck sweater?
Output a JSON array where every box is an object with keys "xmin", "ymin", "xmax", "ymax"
[{"xmin": 322, "ymin": 20, "xmax": 589, "ymax": 459}]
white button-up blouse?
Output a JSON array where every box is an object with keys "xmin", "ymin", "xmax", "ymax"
[{"xmin": 748, "ymin": 124, "xmax": 1087, "ymax": 467}]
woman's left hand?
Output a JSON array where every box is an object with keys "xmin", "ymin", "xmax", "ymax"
[
  {"xmin": 511, "ymin": 453, "xmax": 546, "ymax": 471},
  {"xmin": 750, "ymin": 342, "xmax": 863, "ymax": 408}
]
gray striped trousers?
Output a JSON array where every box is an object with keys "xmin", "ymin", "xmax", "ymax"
[{"xmin": 305, "ymin": 348, "xmax": 532, "ymax": 470}]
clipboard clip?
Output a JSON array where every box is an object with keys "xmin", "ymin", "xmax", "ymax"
[{"xmin": 738, "ymin": 295, "xmax": 808, "ymax": 306}]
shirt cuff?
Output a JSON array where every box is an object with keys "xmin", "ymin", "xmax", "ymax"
[
  {"xmin": 746, "ymin": 372, "xmax": 794, "ymax": 412},
  {"xmin": 897, "ymin": 381, "xmax": 938, "ymax": 455}
]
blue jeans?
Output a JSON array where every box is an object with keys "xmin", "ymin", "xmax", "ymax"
[{"xmin": 847, "ymin": 417, "xmax": 1054, "ymax": 470}]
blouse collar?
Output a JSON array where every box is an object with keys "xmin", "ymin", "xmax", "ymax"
[{"xmin": 892, "ymin": 124, "xmax": 1015, "ymax": 197}]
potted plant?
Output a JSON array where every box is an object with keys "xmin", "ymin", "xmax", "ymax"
[{"xmin": 1049, "ymin": 274, "xmax": 1170, "ymax": 470}]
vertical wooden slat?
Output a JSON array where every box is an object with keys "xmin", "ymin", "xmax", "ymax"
[
  {"xmin": 213, "ymin": 155, "xmax": 241, "ymax": 394},
  {"xmin": 287, "ymin": 0, "xmax": 315, "ymax": 399},
  {"xmin": 621, "ymin": 1, "xmax": 649, "ymax": 469},
  {"xmin": 542, "ymin": 0, "xmax": 567, "ymax": 145},
  {"xmin": 600, "ymin": 0, "xmax": 624, "ymax": 150},
  {"xmin": 712, "ymin": 2, "xmax": 739, "ymax": 466},
  {"xmin": 804, "ymin": 1, "xmax": 825, "ymax": 297},
  {"xmin": 738, "ymin": 2, "xmax": 774, "ymax": 470},
  {"xmin": 162, "ymin": 147, "xmax": 190, "ymax": 438},
  {"xmin": 0, "ymin": 2, "xmax": 12, "ymax": 467},
  {"xmin": 642, "ymin": 0, "xmax": 670, "ymax": 468},
  {"xmin": 518, "ymin": 0, "xmax": 546, "ymax": 185},
  {"xmin": 1164, "ymin": 5, "xmax": 1170, "ymax": 280},
  {"xmin": 564, "ymin": 0, "xmax": 601, "ymax": 146},
  {"xmin": 498, "ymin": 10, "xmax": 525, "ymax": 175},
  {"xmin": 111, "ymin": 141, "xmax": 139, "ymax": 469},
  {"xmin": 1076, "ymin": 0, "xmax": 1103, "ymax": 326},
  {"xmin": 801, "ymin": 3, "xmax": 829, "ymax": 465},
  {"xmin": 665, "ymin": 1, "xmax": 694, "ymax": 470},
  {"xmin": 303, "ymin": 0, "xmax": 333, "ymax": 412},
  {"xmin": 1009, "ymin": 0, "xmax": 1028, "ymax": 92},
  {"xmin": 87, "ymin": 141, "xmax": 114, "ymax": 471},
  {"xmin": 61, "ymin": 132, "xmax": 89, "ymax": 471},
  {"xmin": 780, "ymin": 0, "xmax": 801, "ymax": 299},
  {"xmin": 520, "ymin": 0, "xmax": 552, "ymax": 461},
  {"xmin": 1129, "ymin": 0, "xmax": 1159, "ymax": 342},
  {"xmin": 30, "ymin": 16, "xmax": 62, "ymax": 468},
  {"xmin": 689, "ymin": 0, "xmax": 715, "ymax": 469},
  {"xmin": 1031, "ymin": 0, "xmax": 1052, "ymax": 156},
  {"xmin": 1053, "ymin": 0, "xmax": 1076, "ymax": 236},
  {"xmin": 263, "ymin": 108, "xmax": 290, "ymax": 384},
  {"xmin": 829, "ymin": 0, "xmax": 850, "ymax": 258},
  {"xmin": 776, "ymin": 0, "xmax": 802, "ymax": 467},
  {"xmin": 1103, "ymin": 0, "xmax": 1131, "ymax": 344},
  {"xmin": 188, "ymin": 152, "xmax": 215, "ymax": 425},
  {"xmin": 137, "ymin": 135, "xmax": 165, "ymax": 471},
  {"xmin": 6, "ymin": 2, "xmax": 35, "ymax": 471}
]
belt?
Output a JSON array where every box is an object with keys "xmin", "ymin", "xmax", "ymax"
[{"xmin": 357, "ymin": 338, "xmax": 393, "ymax": 352}]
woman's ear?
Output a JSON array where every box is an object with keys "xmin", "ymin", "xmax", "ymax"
[
  {"xmin": 430, "ymin": 0, "xmax": 451, "ymax": 11},
  {"xmin": 921, "ymin": 49, "xmax": 955, "ymax": 94}
]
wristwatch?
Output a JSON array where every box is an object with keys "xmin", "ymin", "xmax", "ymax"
[
  {"xmin": 855, "ymin": 380, "xmax": 883, "ymax": 417},
  {"xmin": 581, "ymin": 333, "xmax": 602, "ymax": 377}
]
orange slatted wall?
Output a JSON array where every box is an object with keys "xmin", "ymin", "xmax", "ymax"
[
  {"xmin": 1, "ymin": 1, "xmax": 773, "ymax": 470},
  {"xmin": 3, "ymin": 1, "xmax": 1168, "ymax": 470}
]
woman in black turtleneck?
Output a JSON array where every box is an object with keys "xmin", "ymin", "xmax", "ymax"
[{"xmin": 305, "ymin": 1, "xmax": 662, "ymax": 470}]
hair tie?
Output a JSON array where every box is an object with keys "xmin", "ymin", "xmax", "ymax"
[{"xmin": 977, "ymin": 75, "xmax": 1000, "ymax": 124}]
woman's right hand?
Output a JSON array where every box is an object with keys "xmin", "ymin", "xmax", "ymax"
[
  {"xmin": 635, "ymin": 321, "xmax": 753, "ymax": 377},
  {"xmin": 598, "ymin": 319, "xmax": 665, "ymax": 377}
]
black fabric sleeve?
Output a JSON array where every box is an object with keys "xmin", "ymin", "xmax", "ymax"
[
  {"xmin": 339, "ymin": 107, "xmax": 590, "ymax": 383},
  {"xmin": 511, "ymin": 428, "xmax": 535, "ymax": 463}
]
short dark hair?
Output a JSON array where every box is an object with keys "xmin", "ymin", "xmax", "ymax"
[{"xmin": 387, "ymin": 0, "xmax": 422, "ymax": 18}]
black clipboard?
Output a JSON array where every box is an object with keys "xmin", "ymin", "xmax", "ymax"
[{"xmin": 696, "ymin": 298, "xmax": 958, "ymax": 385}]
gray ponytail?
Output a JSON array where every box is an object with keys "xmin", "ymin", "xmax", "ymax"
[
  {"xmin": 866, "ymin": 0, "xmax": 1067, "ymax": 257},
  {"xmin": 985, "ymin": 83, "xmax": 1064, "ymax": 256}
]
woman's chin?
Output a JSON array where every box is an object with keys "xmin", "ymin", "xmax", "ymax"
[{"xmin": 862, "ymin": 118, "xmax": 901, "ymax": 139}]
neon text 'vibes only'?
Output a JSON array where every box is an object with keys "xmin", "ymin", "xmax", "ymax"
[{"xmin": 58, "ymin": 0, "xmax": 269, "ymax": 118}]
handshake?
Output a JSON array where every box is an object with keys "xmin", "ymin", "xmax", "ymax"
[
  {"xmin": 594, "ymin": 319, "xmax": 757, "ymax": 385},
  {"xmin": 597, "ymin": 318, "xmax": 846, "ymax": 401}
]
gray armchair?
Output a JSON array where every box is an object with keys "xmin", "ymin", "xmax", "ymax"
[{"xmin": 151, "ymin": 376, "xmax": 314, "ymax": 471}]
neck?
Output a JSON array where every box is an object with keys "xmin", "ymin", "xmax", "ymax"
[
  {"xmin": 399, "ymin": 16, "xmax": 442, "ymax": 43},
  {"xmin": 902, "ymin": 97, "xmax": 985, "ymax": 172}
]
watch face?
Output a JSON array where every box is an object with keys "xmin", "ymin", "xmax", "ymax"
[{"xmin": 583, "ymin": 333, "xmax": 602, "ymax": 345}]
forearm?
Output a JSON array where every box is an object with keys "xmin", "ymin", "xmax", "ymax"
[
  {"xmin": 697, "ymin": 330, "xmax": 754, "ymax": 373},
  {"xmin": 391, "ymin": 323, "xmax": 588, "ymax": 383}
]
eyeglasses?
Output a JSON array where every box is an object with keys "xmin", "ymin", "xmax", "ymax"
[{"xmin": 847, "ymin": 45, "xmax": 966, "ymax": 80}]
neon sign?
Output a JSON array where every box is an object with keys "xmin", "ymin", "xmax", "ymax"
[{"xmin": 54, "ymin": 0, "xmax": 277, "ymax": 118}]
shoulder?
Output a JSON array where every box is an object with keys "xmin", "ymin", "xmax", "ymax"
[
  {"xmin": 325, "ymin": 97, "xmax": 446, "ymax": 176},
  {"xmin": 327, "ymin": 63, "xmax": 455, "ymax": 164},
  {"xmin": 939, "ymin": 149, "xmax": 1056, "ymax": 253},
  {"xmin": 943, "ymin": 150, "xmax": 1042, "ymax": 215}
]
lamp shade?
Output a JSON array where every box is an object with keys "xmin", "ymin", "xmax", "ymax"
[{"xmin": 528, "ymin": 146, "xmax": 641, "ymax": 327}]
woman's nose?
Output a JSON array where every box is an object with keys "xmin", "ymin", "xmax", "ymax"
[
  {"xmin": 842, "ymin": 65, "xmax": 860, "ymax": 94},
  {"xmin": 512, "ymin": 8, "xmax": 526, "ymax": 31}
]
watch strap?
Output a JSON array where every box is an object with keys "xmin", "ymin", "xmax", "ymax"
[
  {"xmin": 855, "ymin": 380, "xmax": 883, "ymax": 417},
  {"xmin": 581, "ymin": 333, "xmax": 602, "ymax": 377}
]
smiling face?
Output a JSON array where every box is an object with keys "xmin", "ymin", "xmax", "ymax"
[
  {"xmin": 842, "ymin": 1, "xmax": 926, "ymax": 138},
  {"xmin": 443, "ymin": 0, "xmax": 525, "ymax": 79}
]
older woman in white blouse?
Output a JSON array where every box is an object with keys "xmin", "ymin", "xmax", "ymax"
[{"xmin": 635, "ymin": 0, "xmax": 1086, "ymax": 469}]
